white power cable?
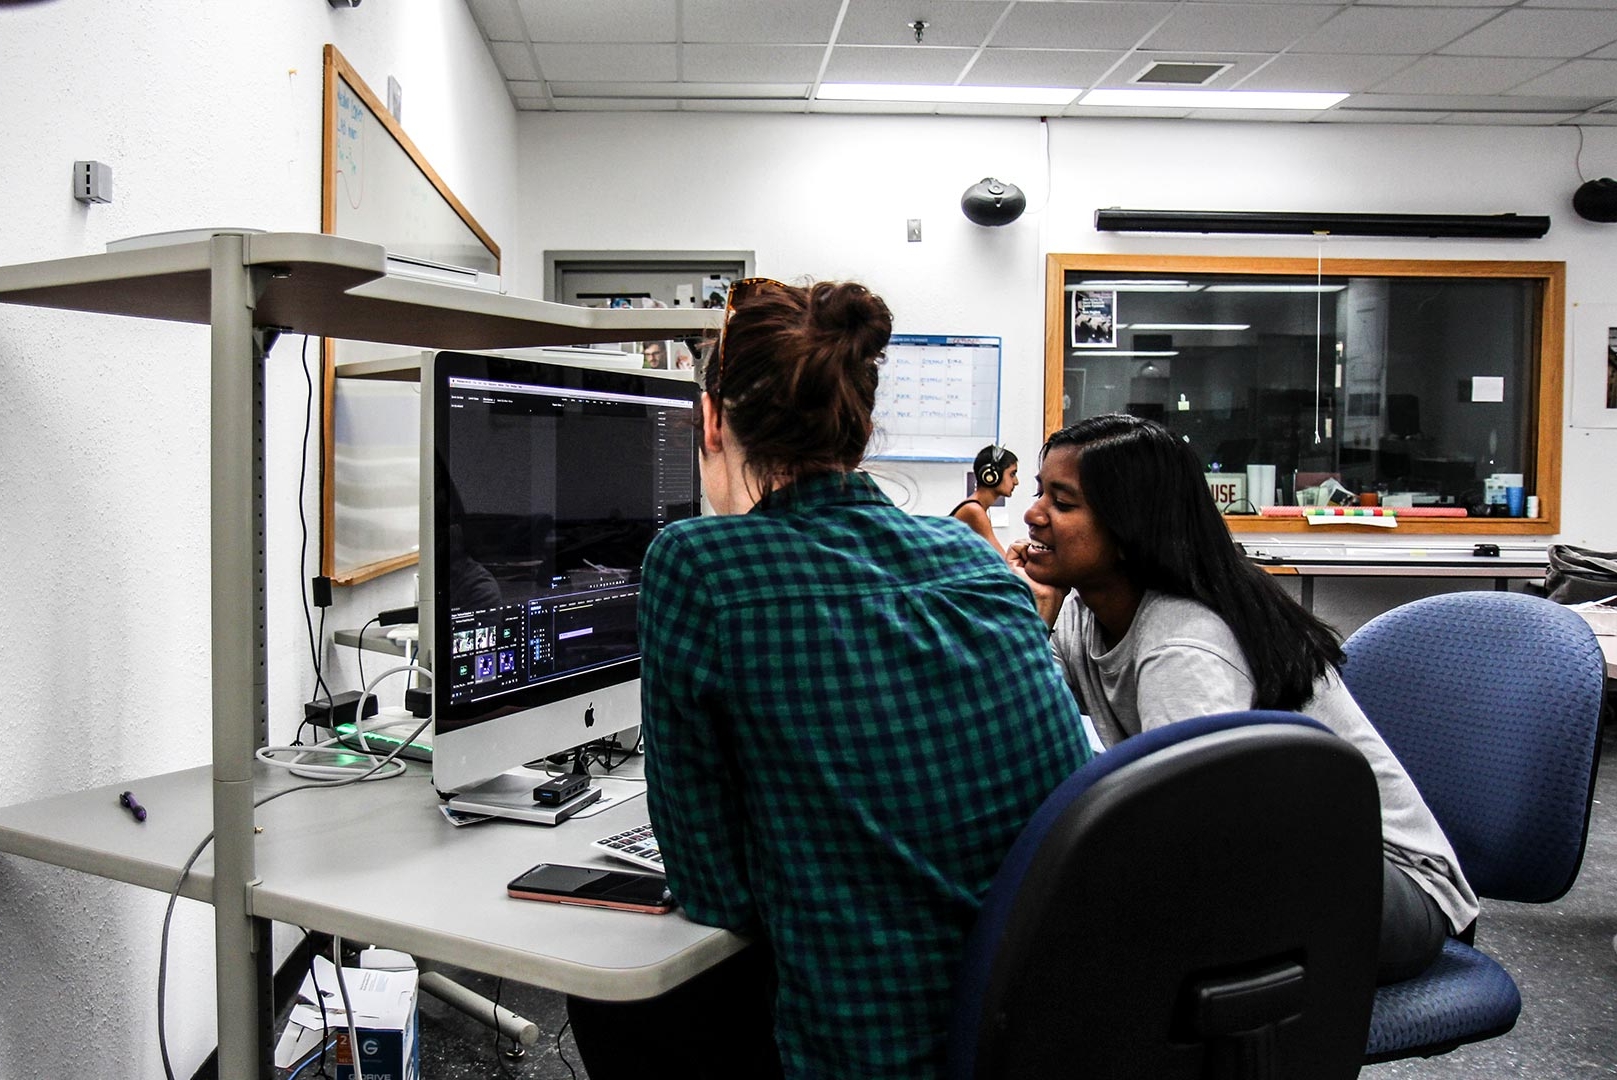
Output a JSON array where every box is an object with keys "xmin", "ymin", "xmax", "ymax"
[
  {"xmin": 257, "ymin": 664, "xmax": 431, "ymax": 779},
  {"xmin": 158, "ymin": 667, "xmax": 433, "ymax": 1079}
]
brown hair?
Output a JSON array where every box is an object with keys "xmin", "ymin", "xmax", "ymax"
[{"xmin": 703, "ymin": 280, "xmax": 892, "ymax": 485}]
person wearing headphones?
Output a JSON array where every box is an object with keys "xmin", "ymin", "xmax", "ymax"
[
  {"xmin": 949, "ymin": 444, "xmax": 1019, "ymax": 555},
  {"xmin": 565, "ymin": 279, "xmax": 1092, "ymax": 1080}
]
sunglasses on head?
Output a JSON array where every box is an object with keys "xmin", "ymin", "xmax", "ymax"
[{"xmin": 710, "ymin": 277, "xmax": 788, "ymax": 397}]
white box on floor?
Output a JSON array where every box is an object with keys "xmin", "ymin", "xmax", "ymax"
[{"xmin": 276, "ymin": 955, "xmax": 419, "ymax": 1080}]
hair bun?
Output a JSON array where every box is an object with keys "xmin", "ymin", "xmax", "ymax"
[{"xmin": 808, "ymin": 281, "xmax": 892, "ymax": 362}]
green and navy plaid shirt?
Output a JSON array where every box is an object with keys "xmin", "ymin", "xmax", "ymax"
[{"xmin": 640, "ymin": 470, "xmax": 1093, "ymax": 1079}]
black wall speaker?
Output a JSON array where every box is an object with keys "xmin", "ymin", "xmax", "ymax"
[
  {"xmin": 962, "ymin": 178, "xmax": 1026, "ymax": 226},
  {"xmin": 1573, "ymin": 178, "xmax": 1617, "ymax": 223}
]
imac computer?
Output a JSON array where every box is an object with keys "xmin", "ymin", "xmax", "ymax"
[{"xmin": 420, "ymin": 350, "xmax": 700, "ymax": 821}]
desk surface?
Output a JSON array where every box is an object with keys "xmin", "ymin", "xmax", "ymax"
[{"xmin": 0, "ymin": 760, "xmax": 743, "ymax": 1001}]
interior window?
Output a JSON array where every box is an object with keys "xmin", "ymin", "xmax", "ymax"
[{"xmin": 1045, "ymin": 256, "xmax": 1563, "ymax": 535}]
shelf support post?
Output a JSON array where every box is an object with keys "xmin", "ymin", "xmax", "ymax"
[{"xmin": 209, "ymin": 233, "xmax": 273, "ymax": 1078}]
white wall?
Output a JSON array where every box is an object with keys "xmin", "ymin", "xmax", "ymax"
[
  {"xmin": 515, "ymin": 111, "xmax": 1617, "ymax": 553},
  {"xmin": 0, "ymin": 2, "xmax": 514, "ymax": 1076},
  {"xmin": 7, "ymin": 18, "xmax": 1617, "ymax": 1073}
]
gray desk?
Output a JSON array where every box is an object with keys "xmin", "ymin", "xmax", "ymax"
[
  {"xmin": 0, "ymin": 232, "xmax": 721, "ymax": 1076},
  {"xmin": 1256, "ymin": 552, "xmax": 1546, "ymax": 613},
  {"xmin": 0, "ymin": 761, "xmax": 742, "ymax": 1002}
]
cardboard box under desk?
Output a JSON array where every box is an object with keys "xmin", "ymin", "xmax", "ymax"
[{"xmin": 278, "ymin": 955, "xmax": 419, "ymax": 1080}]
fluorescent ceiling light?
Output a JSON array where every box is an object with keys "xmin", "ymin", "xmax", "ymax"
[
  {"xmin": 1203, "ymin": 284, "xmax": 1347, "ymax": 293},
  {"xmin": 1080, "ymin": 89, "xmax": 1348, "ymax": 110},
  {"xmin": 1120, "ymin": 323, "xmax": 1250, "ymax": 331},
  {"xmin": 1070, "ymin": 349, "xmax": 1180, "ymax": 357},
  {"xmin": 818, "ymin": 83, "xmax": 1081, "ymax": 107}
]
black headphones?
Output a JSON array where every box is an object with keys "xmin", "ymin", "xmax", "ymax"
[{"xmin": 976, "ymin": 445, "xmax": 1008, "ymax": 489}]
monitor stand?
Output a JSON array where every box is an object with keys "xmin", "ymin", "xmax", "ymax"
[
  {"xmin": 446, "ymin": 767, "xmax": 604, "ymax": 825},
  {"xmin": 444, "ymin": 760, "xmax": 649, "ymax": 825}
]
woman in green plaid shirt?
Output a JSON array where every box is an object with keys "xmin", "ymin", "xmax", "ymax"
[{"xmin": 567, "ymin": 278, "xmax": 1093, "ymax": 1079}]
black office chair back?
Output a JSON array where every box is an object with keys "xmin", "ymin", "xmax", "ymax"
[{"xmin": 949, "ymin": 712, "xmax": 1383, "ymax": 1080}]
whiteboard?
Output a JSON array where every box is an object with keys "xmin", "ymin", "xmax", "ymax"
[
  {"xmin": 323, "ymin": 45, "xmax": 498, "ymax": 274},
  {"xmin": 870, "ymin": 334, "xmax": 1002, "ymax": 461},
  {"xmin": 320, "ymin": 45, "xmax": 501, "ymax": 584}
]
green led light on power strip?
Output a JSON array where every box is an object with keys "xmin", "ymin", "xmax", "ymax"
[{"xmin": 335, "ymin": 722, "xmax": 431, "ymax": 753}]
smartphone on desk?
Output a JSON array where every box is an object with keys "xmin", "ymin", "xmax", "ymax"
[{"xmin": 507, "ymin": 863, "xmax": 676, "ymax": 914}]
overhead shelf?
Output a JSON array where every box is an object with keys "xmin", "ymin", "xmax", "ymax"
[{"xmin": 0, "ymin": 231, "xmax": 720, "ymax": 347}]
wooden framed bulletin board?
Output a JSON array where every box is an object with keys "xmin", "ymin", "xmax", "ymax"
[{"xmin": 320, "ymin": 44, "xmax": 501, "ymax": 584}]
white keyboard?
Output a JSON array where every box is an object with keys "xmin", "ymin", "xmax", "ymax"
[{"xmin": 592, "ymin": 821, "xmax": 665, "ymax": 873}]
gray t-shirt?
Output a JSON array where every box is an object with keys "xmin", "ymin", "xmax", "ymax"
[{"xmin": 1051, "ymin": 589, "xmax": 1480, "ymax": 933}]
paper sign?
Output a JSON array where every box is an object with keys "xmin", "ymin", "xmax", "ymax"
[{"xmin": 1472, "ymin": 376, "xmax": 1505, "ymax": 403}]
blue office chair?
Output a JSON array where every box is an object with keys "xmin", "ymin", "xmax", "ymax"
[
  {"xmin": 947, "ymin": 711, "xmax": 1384, "ymax": 1080},
  {"xmin": 1340, "ymin": 590, "xmax": 1606, "ymax": 1063}
]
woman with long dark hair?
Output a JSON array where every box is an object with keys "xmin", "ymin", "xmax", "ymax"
[{"xmin": 1008, "ymin": 413, "xmax": 1477, "ymax": 986}]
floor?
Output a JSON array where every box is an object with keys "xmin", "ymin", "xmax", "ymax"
[{"xmin": 277, "ymin": 725, "xmax": 1617, "ymax": 1080}]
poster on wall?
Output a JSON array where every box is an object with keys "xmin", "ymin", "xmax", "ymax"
[
  {"xmin": 1570, "ymin": 303, "xmax": 1617, "ymax": 428},
  {"xmin": 1071, "ymin": 290, "xmax": 1117, "ymax": 348}
]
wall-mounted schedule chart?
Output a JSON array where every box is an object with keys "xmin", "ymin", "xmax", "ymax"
[{"xmin": 871, "ymin": 334, "xmax": 1002, "ymax": 460}]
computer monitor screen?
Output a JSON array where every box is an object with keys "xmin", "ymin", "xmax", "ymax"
[{"xmin": 421, "ymin": 351, "xmax": 700, "ymax": 800}]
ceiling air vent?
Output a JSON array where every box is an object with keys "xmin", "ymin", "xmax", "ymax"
[{"xmin": 1132, "ymin": 62, "xmax": 1229, "ymax": 86}]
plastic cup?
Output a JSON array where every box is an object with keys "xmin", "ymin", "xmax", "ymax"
[{"xmin": 1506, "ymin": 486, "xmax": 1525, "ymax": 517}]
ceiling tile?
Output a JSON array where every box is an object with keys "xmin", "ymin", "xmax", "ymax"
[
  {"xmin": 547, "ymin": 81, "xmax": 810, "ymax": 99},
  {"xmin": 532, "ymin": 43, "xmax": 678, "ymax": 82},
  {"xmin": 1437, "ymin": 111, "xmax": 1582, "ymax": 124},
  {"xmin": 809, "ymin": 98, "xmax": 944, "ymax": 115},
  {"xmin": 516, "ymin": 0, "xmax": 676, "ymax": 43},
  {"xmin": 552, "ymin": 98, "xmax": 681, "ymax": 111},
  {"xmin": 1340, "ymin": 92, "xmax": 1604, "ymax": 111},
  {"xmin": 1142, "ymin": 3, "xmax": 1337, "ymax": 52},
  {"xmin": 488, "ymin": 41, "xmax": 540, "ymax": 81},
  {"xmin": 821, "ymin": 45, "xmax": 979, "ymax": 83},
  {"xmin": 467, "ymin": 0, "xmax": 527, "ymax": 42},
  {"xmin": 1290, "ymin": 7, "xmax": 1501, "ymax": 54},
  {"xmin": 1315, "ymin": 109, "xmax": 1454, "ymax": 123},
  {"xmin": 1182, "ymin": 107, "xmax": 1332, "ymax": 121},
  {"xmin": 1236, "ymin": 52, "xmax": 1415, "ymax": 92},
  {"xmin": 476, "ymin": 0, "xmax": 1617, "ymax": 125},
  {"xmin": 1370, "ymin": 55, "xmax": 1564, "ymax": 95},
  {"xmin": 965, "ymin": 48, "xmax": 1125, "ymax": 87},
  {"xmin": 1440, "ymin": 9, "xmax": 1617, "ymax": 58},
  {"xmin": 682, "ymin": 0, "xmax": 846, "ymax": 44},
  {"xmin": 685, "ymin": 98, "xmax": 816, "ymax": 112},
  {"xmin": 1066, "ymin": 103, "xmax": 1196, "ymax": 119},
  {"xmin": 1509, "ymin": 58, "xmax": 1617, "ymax": 96},
  {"xmin": 837, "ymin": 0, "xmax": 1007, "ymax": 47},
  {"xmin": 681, "ymin": 44, "xmax": 829, "ymax": 82},
  {"xmin": 1364, "ymin": 0, "xmax": 1510, "ymax": 6},
  {"xmin": 992, "ymin": 2, "xmax": 1177, "ymax": 51}
]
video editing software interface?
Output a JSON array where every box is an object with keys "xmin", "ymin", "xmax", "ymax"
[{"xmin": 436, "ymin": 358, "xmax": 698, "ymax": 733}]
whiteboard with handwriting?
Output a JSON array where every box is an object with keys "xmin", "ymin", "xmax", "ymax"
[
  {"xmin": 330, "ymin": 72, "xmax": 498, "ymax": 273},
  {"xmin": 871, "ymin": 334, "xmax": 1001, "ymax": 460}
]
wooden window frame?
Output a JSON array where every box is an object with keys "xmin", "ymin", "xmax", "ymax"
[{"xmin": 1043, "ymin": 253, "xmax": 1564, "ymax": 536}]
